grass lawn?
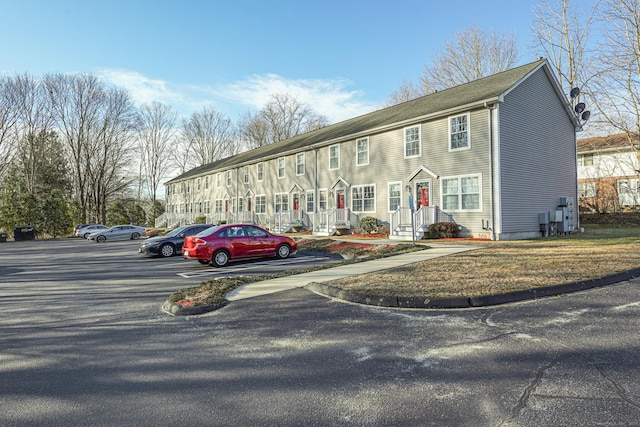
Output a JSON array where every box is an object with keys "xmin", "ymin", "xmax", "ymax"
[
  {"xmin": 327, "ymin": 224, "xmax": 640, "ymax": 298},
  {"xmin": 168, "ymin": 224, "xmax": 640, "ymax": 306}
]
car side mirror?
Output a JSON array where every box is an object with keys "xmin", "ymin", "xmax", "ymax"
[{"xmin": 179, "ymin": 233, "xmax": 185, "ymax": 238}]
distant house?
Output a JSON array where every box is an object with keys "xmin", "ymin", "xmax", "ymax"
[
  {"xmin": 160, "ymin": 58, "xmax": 580, "ymax": 240},
  {"xmin": 577, "ymin": 133, "xmax": 640, "ymax": 212}
]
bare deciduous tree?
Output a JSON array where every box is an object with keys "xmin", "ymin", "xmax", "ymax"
[
  {"xmin": 87, "ymin": 87, "xmax": 139, "ymax": 224},
  {"xmin": 0, "ymin": 76, "xmax": 20, "ymax": 178},
  {"xmin": 531, "ymin": 0, "xmax": 599, "ymax": 120},
  {"xmin": 138, "ymin": 102, "xmax": 177, "ymax": 204},
  {"xmin": 424, "ymin": 26, "xmax": 519, "ymax": 91},
  {"xmin": 384, "ymin": 26, "xmax": 519, "ymax": 106},
  {"xmin": 595, "ymin": 0, "xmax": 640, "ymax": 138},
  {"xmin": 46, "ymin": 73, "xmax": 138, "ymax": 223},
  {"xmin": 239, "ymin": 93, "xmax": 329, "ymax": 149},
  {"xmin": 177, "ymin": 107, "xmax": 239, "ymax": 172}
]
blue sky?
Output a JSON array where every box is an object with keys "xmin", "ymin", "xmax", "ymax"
[{"xmin": 2, "ymin": 0, "xmax": 542, "ymax": 123}]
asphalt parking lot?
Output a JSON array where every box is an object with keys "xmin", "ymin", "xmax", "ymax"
[{"xmin": 1, "ymin": 238, "xmax": 640, "ymax": 426}]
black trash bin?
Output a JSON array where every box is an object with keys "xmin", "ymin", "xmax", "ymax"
[
  {"xmin": 13, "ymin": 226, "xmax": 36, "ymax": 241},
  {"xmin": 0, "ymin": 232, "xmax": 7, "ymax": 242}
]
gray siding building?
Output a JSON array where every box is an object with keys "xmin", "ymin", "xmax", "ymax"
[{"xmin": 160, "ymin": 59, "xmax": 579, "ymax": 240}]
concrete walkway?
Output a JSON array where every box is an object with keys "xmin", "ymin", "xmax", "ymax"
[{"xmin": 226, "ymin": 243, "xmax": 481, "ymax": 301}]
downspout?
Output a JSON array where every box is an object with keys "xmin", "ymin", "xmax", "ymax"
[{"xmin": 485, "ymin": 102, "xmax": 497, "ymax": 241}]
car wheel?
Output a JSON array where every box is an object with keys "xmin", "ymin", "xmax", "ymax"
[
  {"xmin": 96, "ymin": 235, "xmax": 106, "ymax": 243},
  {"xmin": 83, "ymin": 232, "xmax": 91, "ymax": 239},
  {"xmin": 160, "ymin": 243, "xmax": 175, "ymax": 257},
  {"xmin": 197, "ymin": 259, "xmax": 210, "ymax": 265},
  {"xmin": 131, "ymin": 232, "xmax": 140, "ymax": 240},
  {"xmin": 212, "ymin": 250, "xmax": 230, "ymax": 267},
  {"xmin": 276, "ymin": 244, "xmax": 291, "ymax": 259}
]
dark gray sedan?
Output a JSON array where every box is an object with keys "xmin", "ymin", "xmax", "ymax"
[{"xmin": 138, "ymin": 224, "xmax": 213, "ymax": 257}]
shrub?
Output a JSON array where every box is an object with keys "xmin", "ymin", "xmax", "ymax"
[
  {"xmin": 428, "ymin": 222, "xmax": 459, "ymax": 238},
  {"xmin": 194, "ymin": 216, "xmax": 206, "ymax": 224},
  {"xmin": 358, "ymin": 216, "xmax": 379, "ymax": 234}
]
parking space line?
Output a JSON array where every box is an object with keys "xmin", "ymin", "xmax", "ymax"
[{"xmin": 177, "ymin": 255, "xmax": 330, "ymax": 278}]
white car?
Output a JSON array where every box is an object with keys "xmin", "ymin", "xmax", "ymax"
[
  {"xmin": 88, "ymin": 225, "xmax": 146, "ymax": 243},
  {"xmin": 75, "ymin": 224, "xmax": 108, "ymax": 239}
]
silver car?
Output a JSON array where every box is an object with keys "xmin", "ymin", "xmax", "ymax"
[
  {"xmin": 89, "ymin": 225, "xmax": 146, "ymax": 243},
  {"xmin": 75, "ymin": 224, "xmax": 108, "ymax": 239}
]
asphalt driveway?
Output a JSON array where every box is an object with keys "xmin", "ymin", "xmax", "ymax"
[{"xmin": 1, "ymin": 239, "xmax": 639, "ymax": 426}]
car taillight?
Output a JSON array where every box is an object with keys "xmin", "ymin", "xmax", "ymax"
[{"xmin": 194, "ymin": 238, "xmax": 206, "ymax": 245}]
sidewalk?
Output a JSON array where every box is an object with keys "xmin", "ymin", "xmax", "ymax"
[{"xmin": 226, "ymin": 243, "xmax": 480, "ymax": 301}]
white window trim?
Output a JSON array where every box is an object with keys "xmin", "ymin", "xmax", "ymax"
[
  {"xmin": 305, "ymin": 190, "xmax": 315, "ymax": 213},
  {"xmin": 356, "ymin": 137, "xmax": 369, "ymax": 166},
  {"xmin": 448, "ymin": 112, "xmax": 471, "ymax": 152},
  {"xmin": 329, "ymin": 144, "xmax": 340, "ymax": 170},
  {"xmin": 351, "ymin": 183, "xmax": 376, "ymax": 213},
  {"xmin": 318, "ymin": 188, "xmax": 328, "ymax": 211},
  {"xmin": 404, "ymin": 125, "xmax": 421, "ymax": 159},
  {"xmin": 387, "ymin": 181, "xmax": 402, "ymax": 213},
  {"xmin": 274, "ymin": 192, "xmax": 289, "ymax": 212},
  {"xmin": 255, "ymin": 194, "xmax": 267, "ymax": 214},
  {"xmin": 226, "ymin": 170, "xmax": 232, "ymax": 187},
  {"xmin": 216, "ymin": 173, "xmax": 221, "ymax": 188},
  {"xmin": 277, "ymin": 157, "xmax": 286, "ymax": 179},
  {"xmin": 296, "ymin": 153, "xmax": 305, "ymax": 176},
  {"xmin": 243, "ymin": 166, "xmax": 249, "ymax": 184},
  {"xmin": 257, "ymin": 162, "xmax": 264, "ymax": 182},
  {"xmin": 440, "ymin": 173, "xmax": 482, "ymax": 212}
]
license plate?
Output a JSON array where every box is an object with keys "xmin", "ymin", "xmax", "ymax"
[{"xmin": 184, "ymin": 250, "xmax": 189, "ymax": 256}]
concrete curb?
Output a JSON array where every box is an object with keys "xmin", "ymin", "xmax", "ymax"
[
  {"xmin": 162, "ymin": 300, "xmax": 228, "ymax": 316},
  {"xmin": 305, "ymin": 267, "xmax": 640, "ymax": 309}
]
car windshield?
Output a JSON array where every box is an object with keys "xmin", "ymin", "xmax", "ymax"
[
  {"xmin": 164, "ymin": 226, "xmax": 189, "ymax": 237},
  {"xmin": 197, "ymin": 225, "xmax": 221, "ymax": 237}
]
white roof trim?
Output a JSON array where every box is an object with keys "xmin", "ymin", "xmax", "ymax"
[
  {"xmin": 408, "ymin": 165, "xmax": 439, "ymax": 181},
  {"xmin": 330, "ymin": 176, "xmax": 351, "ymax": 188},
  {"xmin": 289, "ymin": 182, "xmax": 304, "ymax": 193},
  {"xmin": 245, "ymin": 189, "xmax": 255, "ymax": 198}
]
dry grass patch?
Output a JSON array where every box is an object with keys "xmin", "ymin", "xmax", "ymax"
[{"xmin": 327, "ymin": 234, "xmax": 640, "ymax": 298}]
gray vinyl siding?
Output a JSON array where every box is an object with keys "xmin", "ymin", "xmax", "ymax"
[
  {"xmin": 428, "ymin": 109, "xmax": 492, "ymax": 231},
  {"xmin": 498, "ymin": 68, "xmax": 577, "ymax": 235}
]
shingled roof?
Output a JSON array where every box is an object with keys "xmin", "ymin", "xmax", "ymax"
[
  {"xmin": 168, "ymin": 58, "xmax": 551, "ymax": 184},
  {"xmin": 578, "ymin": 133, "xmax": 640, "ymax": 153}
]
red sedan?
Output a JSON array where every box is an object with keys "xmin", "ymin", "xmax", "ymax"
[{"xmin": 182, "ymin": 224, "xmax": 297, "ymax": 267}]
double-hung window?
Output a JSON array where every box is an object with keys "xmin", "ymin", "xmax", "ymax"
[
  {"xmin": 296, "ymin": 153, "xmax": 305, "ymax": 175},
  {"xmin": 216, "ymin": 173, "xmax": 221, "ymax": 188},
  {"xmin": 226, "ymin": 170, "xmax": 232, "ymax": 186},
  {"xmin": 306, "ymin": 190, "xmax": 315, "ymax": 213},
  {"xmin": 449, "ymin": 113, "xmax": 470, "ymax": 150},
  {"xmin": 404, "ymin": 125, "xmax": 421, "ymax": 158},
  {"xmin": 257, "ymin": 162, "xmax": 264, "ymax": 181},
  {"xmin": 329, "ymin": 145, "xmax": 340, "ymax": 170},
  {"xmin": 352, "ymin": 184, "xmax": 376, "ymax": 213},
  {"xmin": 243, "ymin": 166, "xmax": 249, "ymax": 184},
  {"xmin": 388, "ymin": 182, "xmax": 401, "ymax": 212},
  {"xmin": 578, "ymin": 182, "xmax": 596, "ymax": 198},
  {"xmin": 319, "ymin": 190, "xmax": 328, "ymax": 211},
  {"xmin": 275, "ymin": 193, "xmax": 289, "ymax": 212},
  {"xmin": 277, "ymin": 157, "xmax": 285, "ymax": 179},
  {"xmin": 356, "ymin": 137, "xmax": 369, "ymax": 166},
  {"xmin": 255, "ymin": 195, "xmax": 266, "ymax": 214},
  {"xmin": 442, "ymin": 175, "xmax": 481, "ymax": 211}
]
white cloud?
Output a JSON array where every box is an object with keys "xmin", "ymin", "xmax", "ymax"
[
  {"xmin": 217, "ymin": 74, "xmax": 378, "ymax": 123},
  {"xmin": 97, "ymin": 68, "xmax": 379, "ymax": 124}
]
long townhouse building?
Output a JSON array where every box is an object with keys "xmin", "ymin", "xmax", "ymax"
[{"xmin": 159, "ymin": 58, "xmax": 580, "ymax": 240}]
